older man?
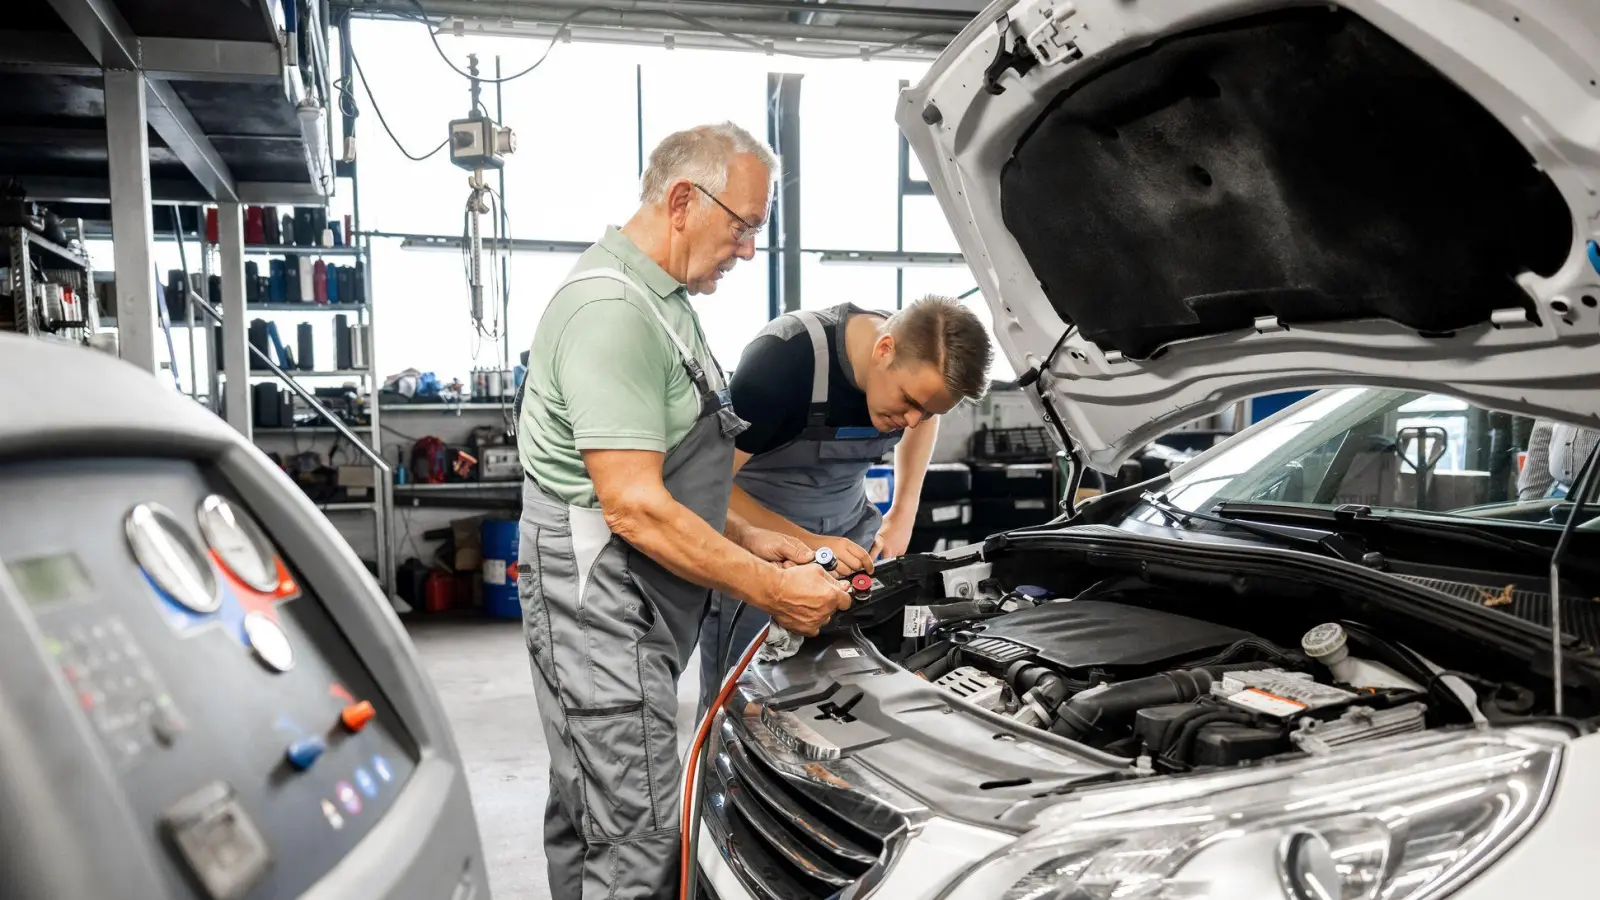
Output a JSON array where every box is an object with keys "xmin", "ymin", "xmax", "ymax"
[{"xmin": 515, "ymin": 123, "xmax": 851, "ymax": 899}]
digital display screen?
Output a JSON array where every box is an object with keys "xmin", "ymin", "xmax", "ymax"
[{"xmin": 7, "ymin": 553, "xmax": 93, "ymax": 608}]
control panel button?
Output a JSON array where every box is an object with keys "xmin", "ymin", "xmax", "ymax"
[
  {"xmin": 285, "ymin": 736, "xmax": 327, "ymax": 771},
  {"xmin": 162, "ymin": 781, "xmax": 272, "ymax": 900},
  {"xmin": 340, "ymin": 701, "xmax": 376, "ymax": 732},
  {"xmin": 242, "ymin": 612, "xmax": 293, "ymax": 673}
]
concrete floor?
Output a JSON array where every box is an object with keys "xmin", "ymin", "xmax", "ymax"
[{"xmin": 409, "ymin": 618, "xmax": 702, "ymax": 900}]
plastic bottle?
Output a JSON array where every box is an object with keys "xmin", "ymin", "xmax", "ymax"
[{"xmin": 1301, "ymin": 623, "xmax": 1423, "ymax": 692}]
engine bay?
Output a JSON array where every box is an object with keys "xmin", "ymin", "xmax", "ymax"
[{"xmin": 859, "ymin": 542, "xmax": 1583, "ymax": 774}]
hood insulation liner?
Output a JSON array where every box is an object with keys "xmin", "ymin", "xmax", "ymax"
[{"xmin": 1000, "ymin": 8, "xmax": 1571, "ymax": 360}]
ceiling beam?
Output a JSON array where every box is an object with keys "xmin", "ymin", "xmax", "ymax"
[
  {"xmin": 44, "ymin": 0, "xmax": 139, "ymax": 70},
  {"xmin": 41, "ymin": 2, "xmax": 243, "ymax": 204},
  {"xmin": 0, "ymin": 31, "xmax": 100, "ymax": 76},
  {"xmin": 139, "ymin": 37, "xmax": 285, "ymax": 83},
  {"xmin": 145, "ymin": 79, "xmax": 239, "ymax": 202},
  {"xmin": 339, "ymin": 0, "xmax": 974, "ymax": 24}
]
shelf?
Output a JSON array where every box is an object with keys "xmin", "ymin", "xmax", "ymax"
[
  {"xmin": 230, "ymin": 369, "xmax": 371, "ymax": 379},
  {"xmin": 396, "ymin": 482, "xmax": 519, "ymax": 491},
  {"xmin": 255, "ymin": 425, "xmax": 375, "ymax": 435},
  {"xmin": 319, "ymin": 502, "xmax": 378, "ymax": 512},
  {"xmin": 242, "ymin": 245, "xmax": 363, "ymax": 258},
  {"xmin": 4, "ymin": 228, "xmax": 91, "ymax": 271},
  {"xmin": 246, "ymin": 303, "xmax": 368, "ymax": 313},
  {"xmin": 380, "ymin": 403, "xmax": 512, "ymax": 413}
]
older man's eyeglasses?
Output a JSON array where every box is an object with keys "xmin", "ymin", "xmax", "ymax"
[{"xmin": 693, "ymin": 183, "xmax": 765, "ymax": 243}]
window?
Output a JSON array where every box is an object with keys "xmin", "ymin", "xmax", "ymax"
[
  {"xmin": 798, "ymin": 60, "xmax": 931, "ymax": 251},
  {"xmin": 1145, "ymin": 388, "xmax": 1568, "ymax": 524}
]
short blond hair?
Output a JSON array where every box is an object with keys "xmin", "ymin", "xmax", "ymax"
[
  {"xmin": 639, "ymin": 122, "xmax": 778, "ymax": 204},
  {"xmin": 887, "ymin": 295, "xmax": 993, "ymax": 401}
]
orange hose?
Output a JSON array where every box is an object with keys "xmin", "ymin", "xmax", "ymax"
[{"xmin": 680, "ymin": 624, "xmax": 770, "ymax": 900}]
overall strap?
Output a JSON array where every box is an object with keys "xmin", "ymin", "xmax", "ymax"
[{"xmin": 796, "ymin": 310, "xmax": 830, "ymax": 430}]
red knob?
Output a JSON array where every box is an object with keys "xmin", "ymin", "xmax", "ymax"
[
  {"xmin": 341, "ymin": 701, "xmax": 376, "ymax": 732},
  {"xmin": 850, "ymin": 573, "xmax": 874, "ymax": 593}
]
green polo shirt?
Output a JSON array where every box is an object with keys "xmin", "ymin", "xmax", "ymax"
[{"xmin": 517, "ymin": 227, "xmax": 718, "ymax": 508}]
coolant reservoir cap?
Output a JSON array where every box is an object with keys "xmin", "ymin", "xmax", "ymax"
[{"xmin": 1302, "ymin": 623, "xmax": 1349, "ymax": 662}]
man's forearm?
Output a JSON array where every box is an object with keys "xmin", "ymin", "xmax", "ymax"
[
  {"xmin": 729, "ymin": 484, "xmax": 814, "ymax": 542},
  {"xmin": 890, "ymin": 417, "xmax": 939, "ymax": 516},
  {"xmin": 607, "ymin": 492, "xmax": 778, "ymax": 607}
]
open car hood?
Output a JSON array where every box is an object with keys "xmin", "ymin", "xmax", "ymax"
[{"xmin": 899, "ymin": 0, "xmax": 1600, "ymax": 471}]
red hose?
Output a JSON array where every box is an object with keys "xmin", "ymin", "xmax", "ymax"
[{"xmin": 679, "ymin": 624, "xmax": 770, "ymax": 900}]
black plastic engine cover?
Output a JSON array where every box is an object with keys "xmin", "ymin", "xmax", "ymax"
[{"xmin": 961, "ymin": 601, "xmax": 1254, "ymax": 673}]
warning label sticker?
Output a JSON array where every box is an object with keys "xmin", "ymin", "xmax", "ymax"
[
  {"xmin": 1227, "ymin": 688, "xmax": 1308, "ymax": 718},
  {"xmin": 903, "ymin": 606, "xmax": 935, "ymax": 637}
]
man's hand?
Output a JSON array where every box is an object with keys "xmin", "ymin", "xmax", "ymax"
[
  {"xmin": 759, "ymin": 565, "xmax": 853, "ymax": 636},
  {"xmin": 741, "ymin": 527, "xmax": 814, "ymax": 568},
  {"xmin": 871, "ymin": 507, "xmax": 914, "ymax": 561},
  {"xmin": 806, "ymin": 533, "xmax": 874, "ymax": 575}
]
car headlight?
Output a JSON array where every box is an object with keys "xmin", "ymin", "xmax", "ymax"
[{"xmin": 942, "ymin": 730, "xmax": 1559, "ymax": 900}]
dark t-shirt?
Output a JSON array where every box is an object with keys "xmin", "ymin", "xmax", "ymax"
[{"xmin": 731, "ymin": 315, "xmax": 875, "ymax": 456}]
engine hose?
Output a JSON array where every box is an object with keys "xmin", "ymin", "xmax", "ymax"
[
  {"xmin": 903, "ymin": 640, "xmax": 956, "ymax": 678},
  {"xmin": 1189, "ymin": 638, "xmax": 1308, "ymax": 671},
  {"xmin": 919, "ymin": 648, "xmax": 962, "ymax": 682},
  {"xmin": 1052, "ymin": 669, "xmax": 1217, "ymax": 742},
  {"xmin": 680, "ymin": 625, "xmax": 769, "ymax": 900},
  {"xmin": 1161, "ymin": 711, "xmax": 1257, "ymax": 770}
]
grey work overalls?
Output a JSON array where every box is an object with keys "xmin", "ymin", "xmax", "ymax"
[
  {"xmin": 516, "ymin": 269, "xmax": 746, "ymax": 900},
  {"xmin": 696, "ymin": 303, "xmax": 903, "ymax": 718}
]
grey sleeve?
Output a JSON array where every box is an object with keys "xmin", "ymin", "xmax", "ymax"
[{"xmin": 1518, "ymin": 420, "xmax": 1554, "ymax": 501}]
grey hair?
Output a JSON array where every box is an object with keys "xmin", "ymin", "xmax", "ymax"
[{"xmin": 639, "ymin": 122, "xmax": 778, "ymax": 204}]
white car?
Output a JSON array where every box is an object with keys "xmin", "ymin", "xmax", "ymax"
[{"xmin": 695, "ymin": 1, "xmax": 1600, "ymax": 898}]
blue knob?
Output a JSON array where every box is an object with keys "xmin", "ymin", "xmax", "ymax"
[
  {"xmin": 285, "ymin": 736, "xmax": 326, "ymax": 771},
  {"xmin": 1588, "ymin": 240, "xmax": 1600, "ymax": 276}
]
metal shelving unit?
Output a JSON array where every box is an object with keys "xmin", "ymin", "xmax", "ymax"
[
  {"xmin": 243, "ymin": 245, "xmax": 362, "ymax": 258},
  {"xmin": 241, "ymin": 369, "xmax": 371, "ymax": 379},
  {"xmin": 247, "ymin": 303, "xmax": 369, "ymax": 313},
  {"xmin": 3, "ymin": 225, "xmax": 100, "ymax": 342},
  {"xmin": 380, "ymin": 402, "xmax": 511, "ymax": 413},
  {"xmin": 255, "ymin": 425, "xmax": 376, "ymax": 435}
]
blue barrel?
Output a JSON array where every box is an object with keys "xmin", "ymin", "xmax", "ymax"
[
  {"xmin": 480, "ymin": 518, "xmax": 520, "ymax": 619},
  {"xmin": 864, "ymin": 465, "xmax": 895, "ymax": 515}
]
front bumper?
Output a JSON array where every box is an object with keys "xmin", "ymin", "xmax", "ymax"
[{"xmin": 693, "ymin": 690, "xmax": 1019, "ymax": 900}]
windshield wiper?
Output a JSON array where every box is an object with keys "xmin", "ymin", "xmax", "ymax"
[
  {"xmin": 1210, "ymin": 501, "xmax": 1584, "ymax": 572},
  {"xmin": 1139, "ymin": 492, "xmax": 1370, "ymax": 563}
]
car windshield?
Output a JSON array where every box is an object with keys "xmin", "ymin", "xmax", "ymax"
[{"xmin": 1136, "ymin": 387, "xmax": 1597, "ymax": 529}]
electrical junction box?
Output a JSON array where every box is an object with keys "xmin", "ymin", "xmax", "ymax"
[{"xmin": 448, "ymin": 114, "xmax": 516, "ymax": 171}]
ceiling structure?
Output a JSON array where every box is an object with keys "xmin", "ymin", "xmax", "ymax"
[{"xmin": 336, "ymin": 0, "xmax": 993, "ymax": 62}]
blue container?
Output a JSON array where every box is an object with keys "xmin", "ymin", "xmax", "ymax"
[
  {"xmin": 865, "ymin": 465, "xmax": 895, "ymax": 515},
  {"xmin": 480, "ymin": 518, "xmax": 520, "ymax": 619}
]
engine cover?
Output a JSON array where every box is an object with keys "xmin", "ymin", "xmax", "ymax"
[{"xmin": 960, "ymin": 601, "xmax": 1254, "ymax": 673}]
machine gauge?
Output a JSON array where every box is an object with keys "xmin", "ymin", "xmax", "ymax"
[
  {"xmin": 243, "ymin": 612, "xmax": 294, "ymax": 672},
  {"xmin": 197, "ymin": 496, "xmax": 281, "ymax": 593},
  {"xmin": 125, "ymin": 503, "xmax": 220, "ymax": 614}
]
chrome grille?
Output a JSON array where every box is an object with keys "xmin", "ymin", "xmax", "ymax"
[{"xmin": 702, "ymin": 714, "xmax": 897, "ymax": 899}]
